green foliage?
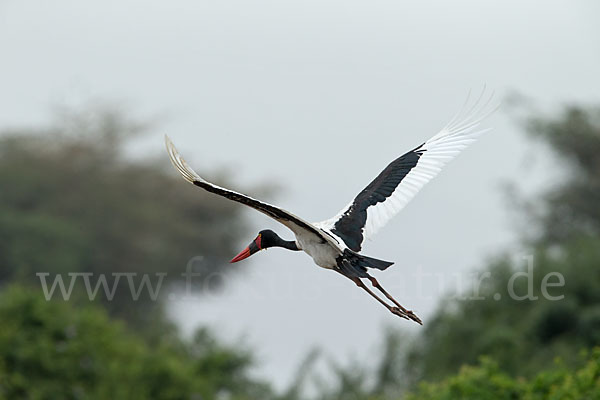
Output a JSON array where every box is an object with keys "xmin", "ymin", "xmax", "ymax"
[
  {"xmin": 405, "ymin": 358, "xmax": 523, "ymax": 400},
  {"xmin": 0, "ymin": 285, "xmax": 273, "ymax": 400},
  {"xmin": 408, "ymin": 236, "xmax": 600, "ymax": 382},
  {"xmin": 0, "ymin": 107, "xmax": 250, "ymax": 332},
  {"xmin": 278, "ymin": 333, "xmax": 600, "ymax": 400},
  {"xmin": 406, "ymin": 349, "xmax": 600, "ymax": 400}
]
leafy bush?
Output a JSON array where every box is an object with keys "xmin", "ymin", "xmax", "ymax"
[
  {"xmin": 406, "ymin": 349, "xmax": 600, "ymax": 400},
  {"xmin": 0, "ymin": 285, "xmax": 272, "ymax": 400}
]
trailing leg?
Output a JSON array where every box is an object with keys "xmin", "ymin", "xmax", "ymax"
[
  {"xmin": 368, "ymin": 277, "xmax": 422, "ymax": 325},
  {"xmin": 350, "ymin": 277, "xmax": 410, "ymax": 321}
]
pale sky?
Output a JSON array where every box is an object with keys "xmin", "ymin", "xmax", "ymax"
[{"xmin": 1, "ymin": 0, "xmax": 599, "ymax": 390}]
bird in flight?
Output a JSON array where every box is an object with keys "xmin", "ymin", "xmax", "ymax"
[{"xmin": 166, "ymin": 90, "xmax": 497, "ymax": 324}]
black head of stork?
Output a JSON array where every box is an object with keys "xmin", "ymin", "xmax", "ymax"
[{"xmin": 230, "ymin": 229, "xmax": 299, "ymax": 263}]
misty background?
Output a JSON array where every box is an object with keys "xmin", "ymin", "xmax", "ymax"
[{"xmin": 1, "ymin": 0, "xmax": 599, "ymax": 392}]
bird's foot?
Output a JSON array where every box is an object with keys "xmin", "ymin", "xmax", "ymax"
[
  {"xmin": 390, "ymin": 307, "xmax": 409, "ymax": 320},
  {"xmin": 406, "ymin": 309, "xmax": 423, "ymax": 325},
  {"xmin": 391, "ymin": 307, "xmax": 422, "ymax": 325}
]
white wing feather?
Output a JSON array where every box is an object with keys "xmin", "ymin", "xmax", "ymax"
[{"xmin": 320, "ymin": 89, "xmax": 499, "ymax": 241}]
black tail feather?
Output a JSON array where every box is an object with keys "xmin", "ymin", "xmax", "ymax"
[
  {"xmin": 336, "ymin": 249, "xmax": 394, "ymax": 278},
  {"xmin": 357, "ymin": 253, "xmax": 394, "ymax": 270}
]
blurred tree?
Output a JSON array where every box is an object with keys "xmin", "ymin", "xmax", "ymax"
[
  {"xmin": 405, "ymin": 357, "xmax": 524, "ymax": 400},
  {"xmin": 403, "ymin": 105, "xmax": 600, "ymax": 384},
  {"xmin": 404, "ymin": 349, "xmax": 600, "ymax": 400},
  {"xmin": 276, "ymin": 330, "xmax": 413, "ymax": 400},
  {"xmin": 405, "ymin": 237, "xmax": 600, "ymax": 383},
  {"xmin": 525, "ymin": 106, "xmax": 600, "ymax": 243},
  {"xmin": 0, "ymin": 106, "xmax": 252, "ymax": 334},
  {"xmin": 0, "ymin": 284, "xmax": 274, "ymax": 400}
]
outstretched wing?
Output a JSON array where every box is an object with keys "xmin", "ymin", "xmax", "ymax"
[
  {"xmin": 165, "ymin": 136, "xmax": 340, "ymax": 249},
  {"xmin": 319, "ymin": 90, "xmax": 498, "ymax": 252}
]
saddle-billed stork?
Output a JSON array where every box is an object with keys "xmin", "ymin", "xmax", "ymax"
[{"xmin": 166, "ymin": 91, "xmax": 497, "ymax": 324}]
